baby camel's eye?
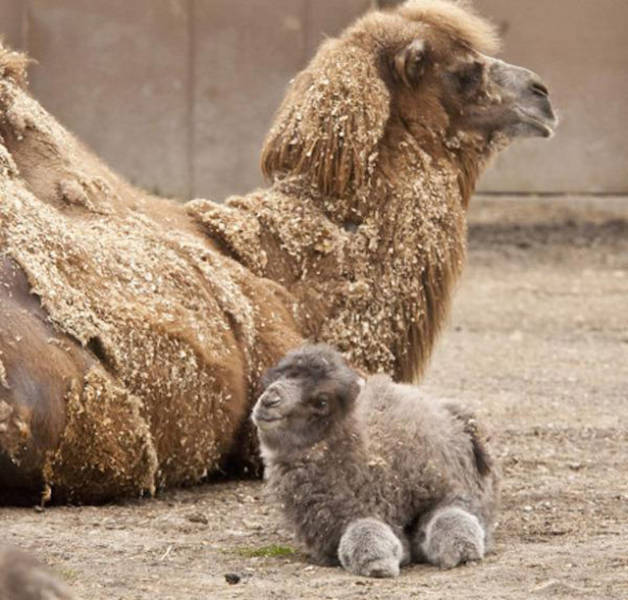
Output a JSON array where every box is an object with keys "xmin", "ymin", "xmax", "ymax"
[
  {"xmin": 310, "ymin": 393, "xmax": 331, "ymax": 413},
  {"xmin": 283, "ymin": 368, "xmax": 301, "ymax": 379}
]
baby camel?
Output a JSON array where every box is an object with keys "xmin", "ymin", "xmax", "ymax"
[{"xmin": 252, "ymin": 344, "xmax": 498, "ymax": 577}]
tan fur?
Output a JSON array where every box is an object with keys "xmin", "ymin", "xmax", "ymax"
[
  {"xmin": 0, "ymin": 49, "xmax": 302, "ymax": 502},
  {"xmin": 206, "ymin": 3, "xmax": 502, "ymax": 381},
  {"xmin": 397, "ymin": 0, "xmax": 500, "ymax": 54},
  {"xmin": 261, "ymin": 39, "xmax": 390, "ymax": 198},
  {"xmin": 0, "ymin": 1, "xmax": 551, "ymax": 502},
  {"xmin": 0, "ymin": 46, "xmax": 29, "ymax": 87}
]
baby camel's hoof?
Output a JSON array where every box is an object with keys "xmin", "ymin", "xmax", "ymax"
[
  {"xmin": 434, "ymin": 537, "xmax": 483, "ymax": 570},
  {"xmin": 338, "ymin": 518, "xmax": 403, "ymax": 578},
  {"xmin": 361, "ymin": 558, "xmax": 400, "ymax": 578},
  {"xmin": 421, "ymin": 507, "xmax": 485, "ymax": 569}
]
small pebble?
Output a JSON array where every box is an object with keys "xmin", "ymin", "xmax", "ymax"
[
  {"xmin": 225, "ymin": 573, "xmax": 241, "ymax": 585},
  {"xmin": 187, "ymin": 513, "xmax": 209, "ymax": 524}
]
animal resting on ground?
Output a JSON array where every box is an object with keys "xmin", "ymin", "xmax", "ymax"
[
  {"xmin": 0, "ymin": 0, "xmax": 556, "ymax": 503},
  {"xmin": 252, "ymin": 344, "xmax": 499, "ymax": 577}
]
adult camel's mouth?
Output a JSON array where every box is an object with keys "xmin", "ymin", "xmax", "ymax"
[
  {"xmin": 486, "ymin": 57, "xmax": 558, "ymax": 140},
  {"xmin": 516, "ymin": 108, "xmax": 558, "ymax": 138}
]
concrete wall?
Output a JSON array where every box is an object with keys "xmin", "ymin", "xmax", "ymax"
[
  {"xmin": 1, "ymin": 0, "xmax": 626, "ymax": 200},
  {"xmin": 474, "ymin": 0, "xmax": 628, "ymax": 194}
]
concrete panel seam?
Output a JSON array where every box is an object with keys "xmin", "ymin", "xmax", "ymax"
[{"xmin": 187, "ymin": 0, "xmax": 196, "ymax": 198}]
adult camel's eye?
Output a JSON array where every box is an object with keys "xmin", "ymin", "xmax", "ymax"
[{"xmin": 456, "ymin": 61, "xmax": 483, "ymax": 92}]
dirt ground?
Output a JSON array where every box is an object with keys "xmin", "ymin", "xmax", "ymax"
[{"xmin": 2, "ymin": 195, "xmax": 627, "ymax": 600}]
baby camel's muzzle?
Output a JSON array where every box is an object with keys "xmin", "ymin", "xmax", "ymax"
[{"xmin": 252, "ymin": 380, "xmax": 299, "ymax": 428}]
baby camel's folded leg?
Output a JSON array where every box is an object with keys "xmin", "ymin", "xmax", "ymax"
[
  {"xmin": 417, "ymin": 506, "xmax": 485, "ymax": 569},
  {"xmin": 338, "ymin": 518, "xmax": 405, "ymax": 578}
]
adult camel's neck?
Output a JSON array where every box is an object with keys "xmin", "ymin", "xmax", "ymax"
[
  {"xmin": 315, "ymin": 138, "xmax": 474, "ymax": 381},
  {"xmin": 186, "ymin": 134, "xmax": 489, "ymax": 380}
]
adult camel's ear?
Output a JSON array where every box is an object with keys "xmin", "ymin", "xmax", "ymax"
[{"xmin": 394, "ymin": 39, "xmax": 428, "ymax": 88}]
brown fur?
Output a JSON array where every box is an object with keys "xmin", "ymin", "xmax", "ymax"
[
  {"xmin": 0, "ymin": 45, "xmax": 29, "ymax": 87},
  {"xmin": 0, "ymin": 1, "xmax": 554, "ymax": 502},
  {"xmin": 201, "ymin": 2, "xmax": 509, "ymax": 382},
  {"xmin": 0, "ymin": 49, "xmax": 302, "ymax": 502}
]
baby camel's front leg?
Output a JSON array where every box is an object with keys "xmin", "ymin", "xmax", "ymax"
[
  {"xmin": 415, "ymin": 506, "xmax": 485, "ymax": 569},
  {"xmin": 338, "ymin": 518, "xmax": 406, "ymax": 578}
]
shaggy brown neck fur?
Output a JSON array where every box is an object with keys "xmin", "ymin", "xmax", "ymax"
[
  {"xmin": 189, "ymin": 2, "xmax": 512, "ymax": 381},
  {"xmin": 294, "ymin": 129, "xmax": 475, "ymax": 381},
  {"xmin": 189, "ymin": 125, "xmax": 495, "ymax": 381}
]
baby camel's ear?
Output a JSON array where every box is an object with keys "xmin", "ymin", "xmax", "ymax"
[
  {"xmin": 394, "ymin": 39, "xmax": 428, "ymax": 88},
  {"xmin": 261, "ymin": 38, "xmax": 390, "ymax": 197},
  {"xmin": 339, "ymin": 376, "xmax": 363, "ymax": 414}
]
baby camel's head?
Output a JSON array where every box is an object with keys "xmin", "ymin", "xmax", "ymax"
[{"xmin": 252, "ymin": 344, "xmax": 362, "ymax": 454}]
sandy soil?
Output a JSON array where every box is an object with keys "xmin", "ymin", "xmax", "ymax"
[{"xmin": 2, "ymin": 195, "xmax": 627, "ymax": 600}]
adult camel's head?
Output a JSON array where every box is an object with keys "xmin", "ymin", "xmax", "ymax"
[{"xmin": 262, "ymin": 0, "xmax": 557, "ymax": 198}]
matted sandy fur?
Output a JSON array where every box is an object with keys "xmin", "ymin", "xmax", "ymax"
[{"xmin": 0, "ymin": 0, "xmax": 555, "ymax": 502}]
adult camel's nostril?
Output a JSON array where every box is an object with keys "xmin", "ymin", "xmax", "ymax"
[{"xmin": 530, "ymin": 80, "xmax": 549, "ymax": 98}]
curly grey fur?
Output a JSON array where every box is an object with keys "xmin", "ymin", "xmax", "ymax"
[
  {"xmin": 252, "ymin": 344, "xmax": 499, "ymax": 577},
  {"xmin": 416, "ymin": 506, "xmax": 485, "ymax": 568},
  {"xmin": 339, "ymin": 518, "xmax": 408, "ymax": 577}
]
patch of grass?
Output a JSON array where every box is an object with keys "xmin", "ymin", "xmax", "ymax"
[
  {"xmin": 235, "ymin": 544, "xmax": 296, "ymax": 558},
  {"xmin": 57, "ymin": 567, "xmax": 79, "ymax": 582}
]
